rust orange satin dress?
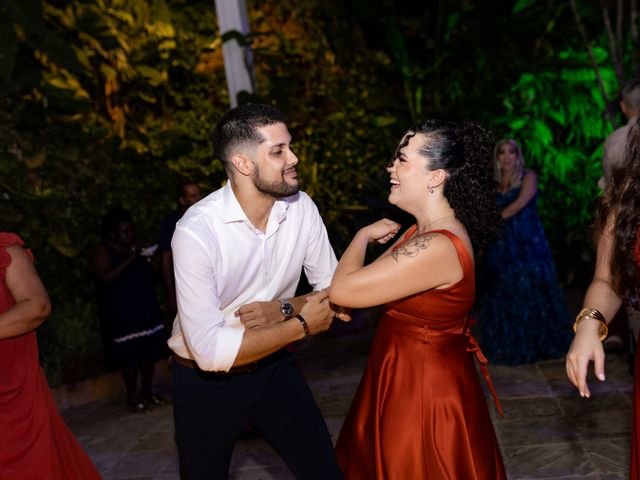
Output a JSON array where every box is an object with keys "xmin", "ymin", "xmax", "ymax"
[{"xmin": 336, "ymin": 228, "xmax": 506, "ymax": 480}]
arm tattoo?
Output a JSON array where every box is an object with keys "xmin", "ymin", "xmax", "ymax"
[{"xmin": 389, "ymin": 233, "xmax": 437, "ymax": 262}]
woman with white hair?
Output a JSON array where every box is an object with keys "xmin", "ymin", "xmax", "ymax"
[{"xmin": 477, "ymin": 139, "xmax": 571, "ymax": 365}]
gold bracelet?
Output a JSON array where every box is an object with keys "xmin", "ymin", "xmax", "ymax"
[
  {"xmin": 573, "ymin": 308, "xmax": 608, "ymax": 341},
  {"xmin": 577, "ymin": 307, "xmax": 606, "ymax": 323}
]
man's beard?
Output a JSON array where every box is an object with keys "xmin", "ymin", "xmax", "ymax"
[{"xmin": 252, "ymin": 166, "xmax": 299, "ymax": 198}]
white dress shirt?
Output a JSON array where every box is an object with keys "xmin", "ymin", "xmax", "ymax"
[{"xmin": 168, "ymin": 181, "xmax": 338, "ymax": 372}]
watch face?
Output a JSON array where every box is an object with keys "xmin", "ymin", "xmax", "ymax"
[{"xmin": 281, "ymin": 303, "xmax": 294, "ymax": 317}]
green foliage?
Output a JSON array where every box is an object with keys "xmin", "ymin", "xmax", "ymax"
[
  {"xmin": 494, "ymin": 46, "xmax": 619, "ymax": 283},
  {"xmin": 0, "ymin": 0, "xmax": 229, "ymax": 384},
  {"xmin": 0, "ymin": 0, "xmax": 400, "ymax": 384}
]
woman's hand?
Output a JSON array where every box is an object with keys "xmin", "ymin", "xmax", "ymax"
[
  {"xmin": 359, "ymin": 219, "xmax": 401, "ymax": 244},
  {"xmin": 566, "ymin": 319, "xmax": 606, "ymax": 398}
]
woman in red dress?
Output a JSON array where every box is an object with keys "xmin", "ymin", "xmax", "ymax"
[
  {"xmin": 0, "ymin": 233, "xmax": 101, "ymax": 479},
  {"xmin": 567, "ymin": 115, "xmax": 640, "ymax": 479},
  {"xmin": 330, "ymin": 120, "xmax": 506, "ymax": 479}
]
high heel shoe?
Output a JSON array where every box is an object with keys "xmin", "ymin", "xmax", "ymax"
[
  {"xmin": 142, "ymin": 394, "xmax": 166, "ymax": 406},
  {"xmin": 127, "ymin": 399, "xmax": 149, "ymax": 414}
]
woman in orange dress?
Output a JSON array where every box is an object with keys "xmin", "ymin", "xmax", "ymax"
[
  {"xmin": 330, "ymin": 120, "xmax": 506, "ymax": 479},
  {"xmin": 0, "ymin": 233, "xmax": 101, "ymax": 479},
  {"xmin": 566, "ymin": 115, "xmax": 640, "ymax": 479}
]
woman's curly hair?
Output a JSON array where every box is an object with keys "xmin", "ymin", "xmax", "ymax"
[
  {"xmin": 393, "ymin": 119, "xmax": 502, "ymax": 249},
  {"xmin": 595, "ymin": 116, "xmax": 640, "ymax": 301}
]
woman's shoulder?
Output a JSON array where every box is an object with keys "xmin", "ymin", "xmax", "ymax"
[
  {"xmin": 402, "ymin": 228, "xmax": 468, "ymax": 262},
  {"xmin": 0, "ymin": 232, "xmax": 25, "ymax": 249},
  {"xmin": 0, "ymin": 233, "xmax": 32, "ymax": 274}
]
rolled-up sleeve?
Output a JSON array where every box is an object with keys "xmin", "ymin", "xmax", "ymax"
[
  {"xmin": 302, "ymin": 198, "xmax": 338, "ymax": 289},
  {"xmin": 172, "ymin": 227, "xmax": 244, "ymax": 371}
]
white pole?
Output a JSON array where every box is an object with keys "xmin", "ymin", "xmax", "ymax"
[{"xmin": 214, "ymin": 0, "xmax": 255, "ymax": 108}]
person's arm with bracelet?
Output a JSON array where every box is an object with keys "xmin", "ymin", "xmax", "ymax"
[
  {"xmin": 234, "ymin": 293, "xmax": 318, "ymax": 329},
  {"xmin": 0, "ymin": 245, "xmax": 51, "ymax": 340},
  {"xmin": 172, "ymin": 228, "xmax": 334, "ymax": 372},
  {"xmin": 566, "ymin": 218, "xmax": 622, "ymax": 398}
]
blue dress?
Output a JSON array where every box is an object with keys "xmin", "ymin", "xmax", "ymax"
[{"xmin": 478, "ymin": 187, "xmax": 572, "ymax": 365}]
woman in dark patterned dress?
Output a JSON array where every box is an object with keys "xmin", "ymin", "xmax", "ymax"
[
  {"xmin": 478, "ymin": 139, "xmax": 571, "ymax": 364},
  {"xmin": 90, "ymin": 208, "xmax": 169, "ymax": 412}
]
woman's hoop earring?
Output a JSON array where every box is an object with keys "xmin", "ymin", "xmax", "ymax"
[{"xmin": 427, "ymin": 185, "xmax": 434, "ymax": 194}]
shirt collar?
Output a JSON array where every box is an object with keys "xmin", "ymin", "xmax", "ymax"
[{"xmin": 220, "ymin": 181, "xmax": 291, "ymax": 225}]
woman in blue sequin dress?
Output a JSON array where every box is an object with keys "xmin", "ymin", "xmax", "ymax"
[{"xmin": 478, "ymin": 139, "xmax": 571, "ymax": 365}]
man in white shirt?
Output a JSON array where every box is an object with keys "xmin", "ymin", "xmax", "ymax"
[{"xmin": 169, "ymin": 104, "xmax": 346, "ymax": 479}]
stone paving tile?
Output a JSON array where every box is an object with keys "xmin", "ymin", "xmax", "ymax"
[
  {"xmin": 499, "ymin": 396, "xmax": 563, "ymax": 419},
  {"xmin": 582, "ymin": 437, "xmax": 631, "ymax": 475},
  {"xmin": 502, "ymin": 442, "xmax": 594, "ymax": 479},
  {"xmin": 230, "ymin": 465, "xmax": 294, "ymax": 480},
  {"xmin": 63, "ymin": 326, "xmax": 634, "ymax": 479},
  {"xmin": 495, "ymin": 415, "xmax": 582, "ymax": 446},
  {"xmin": 557, "ymin": 392, "xmax": 630, "ymax": 416},
  {"xmin": 103, "ymin": 452, "xmax": 176, "ymax": 478}
]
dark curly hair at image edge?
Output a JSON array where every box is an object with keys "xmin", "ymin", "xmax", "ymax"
[
  {"xmin": 596, "ymin": 116, "xmax": 640, "ymax": 302},
  {"xmin": 391, "ymin": 119, "xmax": 502, "ymax": 250}
]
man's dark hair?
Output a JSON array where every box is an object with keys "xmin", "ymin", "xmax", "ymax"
[{"xmin": 211, "ymin": 104, "xmax": 286, "ymax": 165}]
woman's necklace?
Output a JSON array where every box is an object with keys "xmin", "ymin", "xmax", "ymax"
[{"xmin": 417, "ymin": 214, "xmax": 456, "ymax": 234}]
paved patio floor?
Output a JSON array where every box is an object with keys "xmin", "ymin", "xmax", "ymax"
[{"xmin": 64, "ymin": 321, "xmax": 634, "ymax": 480}]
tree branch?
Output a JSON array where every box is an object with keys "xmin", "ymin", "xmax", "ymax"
[
  {"xmin": 632, "ymin": 0, "xmax": 639, "ymax": 75},
  {"xmin": 600, "ymin": 0, "xmax": 624, "ymax": 85},
  {"xmin": 569, "ymin": 0, "xmax": 613, "ymax": 118},
  {"xmin": 616, "ymin": 0, "xmax": 623, "ymax": 62}
]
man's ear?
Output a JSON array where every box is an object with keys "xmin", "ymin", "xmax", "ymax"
[
  {"xmin": 620, "ymin": 100, "xmax": 630, "ymax": 119},
  {"xmin": 230, "ymin": 153, "xmax": 254, "ymax": 176}
]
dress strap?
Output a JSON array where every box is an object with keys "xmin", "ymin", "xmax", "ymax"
[
  {"xmin": 464, "ymin": 316, "xmax": 503, "ymax": 416},
  {"xmin": 429, "ymin": 229, "xmax": 473, "ymax": 277}
]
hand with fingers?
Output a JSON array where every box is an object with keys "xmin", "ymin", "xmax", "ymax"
[
  {"xmin": 566, "ymin": 319, "xmax": 606, "ymax": 398},
  {"xmin": 361, "ymin": 219, "xmax": 401, "ymax": 245},
  {"xmin": 235, "ymin": 301, "xmax": 282, "ymax": 329},
  {"xmin": 332, "ymin": 305, "xmax": 352, "ymax": 322},
  {"xmin": 298, "ymin": 290, "xmax": 335, "ymax": 336}
]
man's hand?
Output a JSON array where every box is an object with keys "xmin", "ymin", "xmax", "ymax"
[
  {"xmin": 235, "ymin": 301, "xmax": 283, "ymax": 329},
  {"xmin": 299, "ymin": 290, "xmax": 335, "ymax": 335}
]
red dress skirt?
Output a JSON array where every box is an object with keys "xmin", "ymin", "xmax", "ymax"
[{"xmin": 0, "ymin": 233, "xmax": 100, "ymax": 479}]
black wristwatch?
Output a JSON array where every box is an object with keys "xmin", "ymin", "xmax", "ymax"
[{"xmin": 278, "ymin": 299, "xmax": 295, "ymax": 319}]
